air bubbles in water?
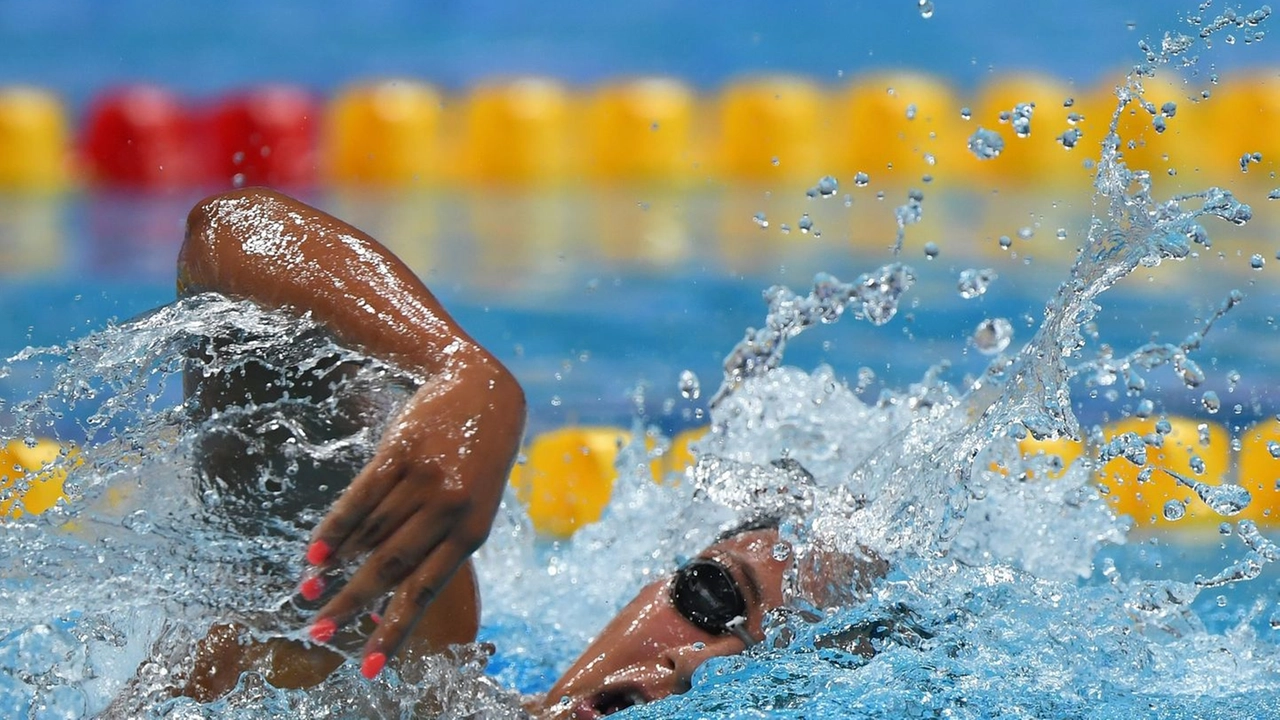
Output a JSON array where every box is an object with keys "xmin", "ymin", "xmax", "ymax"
[
  {"xmin": 1163, "ymin": 499, "xmax": 1187, "ymax": 521},
  {"xmin": 973, "ymin": 318, "xmax": 1013, "ymax": 355},
  {"xmin": 798, "ymin": 214, "xmax": 814, "ymax": 234},
  {"xmin": 854, "ymin": 171, "xmax": 870, "ymax": 187},
  {"xmin": 917, "ymin": 0, "xmax": 934, "ymax": 19},
  {"xmin": 1251, "ymin": 254, "xmax": 1266, "ymax": 269},
  {"xmin": 753, "ymin": 212, "xmax": 769, "ymax": 229},
  {"xmin": 675, "ymin": 370, "xmax": 703, "ymax": 403},
  {"xmin": 123, "ymin": 509, "xmax": 153, "ymax": 534},
  {"xmin": 1058, "ymin": 127, "xmax": 1083, "ymax": 150},
  {"xmin": 923, "ymin": 242, "xmax": 940, "ymax": 259},
  {"xmin": 957, "ymin": 268, "xmax": 997, "ymax": 299},
  {"xmin": 968, "ymin": 128, "xmax": 1005, "ymax": 159}
]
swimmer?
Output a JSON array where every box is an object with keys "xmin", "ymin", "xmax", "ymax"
[{"xmin": 114, "ymin": 188, "xmax": 879, "ymax": 716}]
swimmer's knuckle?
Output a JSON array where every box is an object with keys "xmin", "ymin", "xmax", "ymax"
[
  {"xmin": 435, "ymin": 487, "xmax": 472, "ymax": 513},
  {"xmin": 377, "ymin": 554, "xmax": 412, "ymax": 584}
]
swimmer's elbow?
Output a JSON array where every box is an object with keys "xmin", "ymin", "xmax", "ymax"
[{"xmin": 178, "ymin": 187, "xmax": 288, "ymax": 298}]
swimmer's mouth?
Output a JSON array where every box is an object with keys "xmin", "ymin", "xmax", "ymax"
[{"xmin": 574, "ymin": 687, "xmax": 650, "ymax": 718}]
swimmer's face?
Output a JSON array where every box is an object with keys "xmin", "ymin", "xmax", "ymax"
[{"xmin": 538, "ymin": 528, "xmax": 787, "ymax": 719}]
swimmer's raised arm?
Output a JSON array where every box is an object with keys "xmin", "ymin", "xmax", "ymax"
[{"xmin": 178, "ymin": 187, "xmax": 525, "ymax": 678}]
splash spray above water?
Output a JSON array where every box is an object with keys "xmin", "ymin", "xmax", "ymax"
[{"xmin": 690, "ymin": 0, "xmax": 1277, "ymax": 690}]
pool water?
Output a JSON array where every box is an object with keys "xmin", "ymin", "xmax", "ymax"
[{"xmin": 5, "ymin": 6, "xmax": 1280, "ymax": 720}]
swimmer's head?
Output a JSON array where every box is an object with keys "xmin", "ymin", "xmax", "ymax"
[{"xmin": 536, "ymin": 515, "xmax": 788, "ymax": 718}]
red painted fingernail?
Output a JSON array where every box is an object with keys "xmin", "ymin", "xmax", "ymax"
[
  {"xmin": 309, "ymin": 617, "xmax": 337, "ymax": 644},
  {"xmin": 361, "ymin": 651, "xmax": 387, "ymax": 679},
  {"xmin": 299, "ymin": 575, "xmax": 325, "ymax": 601},
  {"xmin": 369, "ymin": 612, "xmax": 382, "ymax": 625},
  {"xmin": 306, "ymin": 540, "xmax": 331, "ymax": 565}
]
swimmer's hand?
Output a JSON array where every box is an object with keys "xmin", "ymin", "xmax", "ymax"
[{"xmin": 304, "ymin": 348, "xmax": 524, "ymax": 677}]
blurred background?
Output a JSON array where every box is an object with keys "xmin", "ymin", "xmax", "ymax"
[{"xmin": 1, "ymin": 1, "xmax": 1249, "ymax": 102}]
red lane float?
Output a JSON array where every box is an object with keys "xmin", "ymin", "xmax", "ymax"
[
  {"xmin": 207, "ymin": 85, "xmax": 319, "ymax": 189},
  {"xmin": 81, "ymin": 85, "xmax": 207, "ymax": 189}
]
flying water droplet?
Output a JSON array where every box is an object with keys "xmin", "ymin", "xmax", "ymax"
[
  {"xmin": 1251, "ymin": 254, "xmax": 1265, "ymax": 269},
  {"xmin": 957, "ymin": 268, "xmax": 997, "ymax": 299},
  {"xmin": 917, "ymin": 0, "xmax": 934, "ymax": 19},
  {"xmin": 1058, "ymin": 127, "xmax": 1083, "ymax": 149},
  {"xmin": 1201, "ymin": 391, "xmax": 1221, "ymax": 414},
  {"xmin": 854, "ymin": 171, "xmax": 870, "ymax": 187},
  {"xmin": 798, "ymin": 214, "xmax": 814, "ymax": 234},
  {"xmin": 810, "ymin": 175, "xmax": 839, "ymax": 198},
  {"xmin": 1100, "ymin": 432, "xmax": 1147, "ymax": 466},
  {"xmin": 973, "ymin": 318, "xmax": 1013, "ymax": 355},
  {"xmin": 968, "ymin": 128, "xmax": 1005, "ymax": 159},
  {"xmin": 924, "ymin": 242, "xmax": 940, "ymax": 259},
  {"xmin": 1163, "ymin": 499, "xmax": 1187, "ymax": 521},
  {"xmin": 1165, "ymin": 469, "xmax": 1252, "ymax": 516},
  {"xmin": 1240, "ymin": 152, "xmax": 1263, "ymax": 173},
  {"xmin": 753, "ymin": 212, "xmax": 769, "ymax": 229},
  {"xmin": 678, "ymin": 370, "xmax": 701, "ymax": 400},
  {"xmin": 1135, "ymin": 398, "xmax": 1154, "ymax": 418},
  {"xmin": 1007, "ymin": 102, "xmax": 1034, "ymax": 138},
  {"xmin": 1190, "ymin": 454, "xmax": 1207, "ymax": 475}
]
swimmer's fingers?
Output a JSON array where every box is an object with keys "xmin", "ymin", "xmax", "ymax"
[
  {"xmin": 305, "ymin": 453, "xmax": 406, "ymax": 566},
  {"xmin": 332, "ymin": 468, "xmax": 432, "ymax": 558},
  {"xmin": 308, "ymin": 510, "xmax": 448, "ymax": 645},
  {"xmin": 359, "ymin": 537, "xmax": 472, "ymax": 678}
]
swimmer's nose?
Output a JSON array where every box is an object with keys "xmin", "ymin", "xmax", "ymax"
[{"xmin": 661, "ymin": 637, "xmax": 741, "ymax": 693}]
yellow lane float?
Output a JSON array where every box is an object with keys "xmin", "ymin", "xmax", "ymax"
[
  {"xmin": 325, "ymin": 80, "xmax": 445, "ymax": 187},
  {"xmin": 0, "ymin": 87, "xmax": 69, "ymax": 192},
  {"xmin": 0, "ymin": 438, "xmax": 79, "ymax": 519},
  {"xmin": 464, "ymin": 78, "xmax": 573, "ymax": 186},
  {"xmin": 508, "ymin": 426, "xmax": 710, "ymax": 538},
  {"xmin": 586, "ymin": 78, "xmax": 695, "ymax": 183},
  {"xmin": 837, "ymin": 73, "xmax": 962, "ymax": 187},
  {"xmin": 717, "ymin": 76, "xmax": 825, "ymax": 184}
]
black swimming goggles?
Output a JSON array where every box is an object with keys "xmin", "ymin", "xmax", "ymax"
[{"xmin": 669, "ymin": 558, "xmax": 757, "ymax": 648}]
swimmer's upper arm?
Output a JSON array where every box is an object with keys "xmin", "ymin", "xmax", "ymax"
[{"xmin": 178, "ymin": 187, "xmax": 480, "ymax": 375}]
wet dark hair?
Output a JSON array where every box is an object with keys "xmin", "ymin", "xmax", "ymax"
[{"xmin": 714, "ymin": 512, "xmax": 783, "ymax": 545}]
